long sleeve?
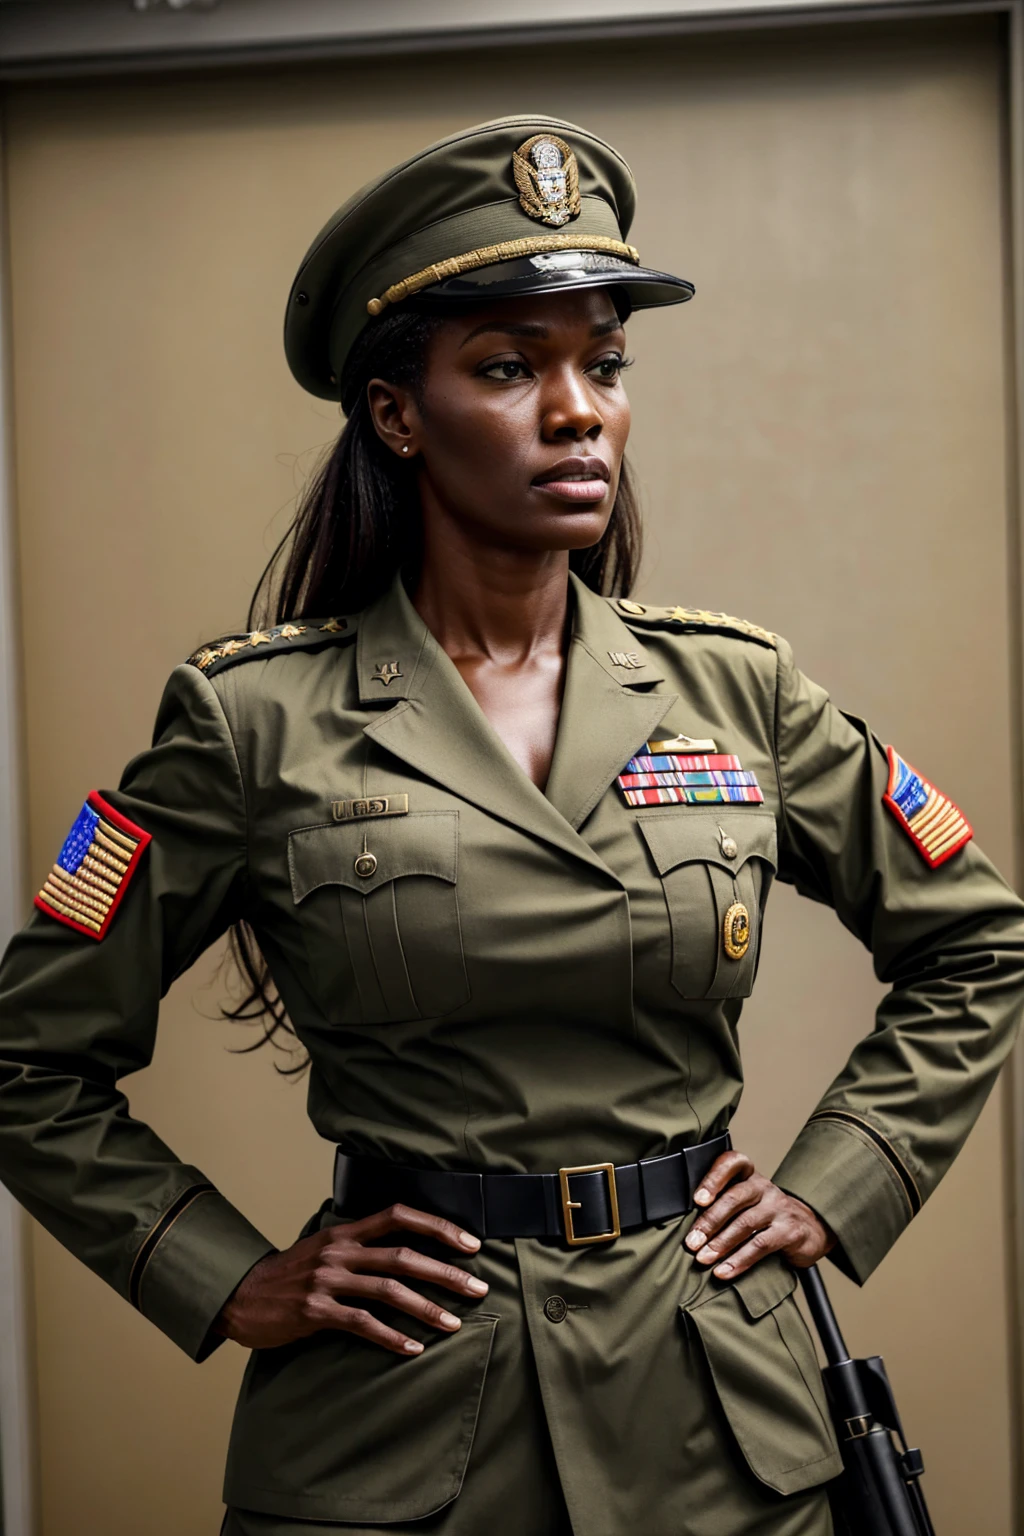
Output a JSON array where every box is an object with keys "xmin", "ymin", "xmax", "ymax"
[
  {"xmin": 0, "ymin": 664, "xmax": 274, "ymax": 1359},
  {"xmin": 770, "ymin": 638, "xmax": 1024, "ymax": 1281}
]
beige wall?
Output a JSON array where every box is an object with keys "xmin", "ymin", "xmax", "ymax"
[{"xmin": 3, "ymin": 15, "xmax": 1017, "ymax": 1533}]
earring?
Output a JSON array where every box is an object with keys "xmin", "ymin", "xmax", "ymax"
[{"xmin": 401, "ymin": 445, "xmax": 410, "ymax": 455}]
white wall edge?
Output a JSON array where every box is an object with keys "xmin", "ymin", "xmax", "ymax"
[
  {"xmin": 0, "ymin": 0, "xmax": 1010, "ymax": 77},
  {"xmin": 0, "ymin": 103, "xmax": 36, "ymax": 1536}
]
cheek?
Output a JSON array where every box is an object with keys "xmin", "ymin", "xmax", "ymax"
[
  {"xmin": 607, "ymin": 392, "xmax": 632, "ymax": 448},
  {"xmin": 423, "ymin": 395, "xmax": 535, "ymax": 489}
]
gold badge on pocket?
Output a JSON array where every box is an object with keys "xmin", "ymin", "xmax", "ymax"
[{"xmin": 723, "ymin": 902, "xmax": 751, "ymax": 961}]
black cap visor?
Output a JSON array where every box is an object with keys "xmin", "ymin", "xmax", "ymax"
[{"xmin": 408, "ymin": 248, "xmax": 694, "ymax": 311}]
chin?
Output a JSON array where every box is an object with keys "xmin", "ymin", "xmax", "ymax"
[{"xmin": 527, "ymin": 507, "xmax": 613, "ymax": 551}]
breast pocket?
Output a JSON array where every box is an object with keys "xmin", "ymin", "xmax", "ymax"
[
  {"xmin": 637, "ymin": 808, "xmax": 778, "ymax": 999},
  {"xmin": 288, "ymin": 811, "xmax": 471, "ymax": 1024}
]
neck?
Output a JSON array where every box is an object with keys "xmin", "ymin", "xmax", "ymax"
[{"xmin": 412, "ymin": 526, "xmax": 572, "ymax": 666}]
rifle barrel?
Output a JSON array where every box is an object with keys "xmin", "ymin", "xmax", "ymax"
[{"xmin": 799, "ymin": 1265, "xmax": 850, "ymax": 1365}]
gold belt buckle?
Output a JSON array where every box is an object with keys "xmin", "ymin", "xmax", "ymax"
[{"xmin": 558, "ymin": 1162, "xmax": 621, "ymax": 1246}]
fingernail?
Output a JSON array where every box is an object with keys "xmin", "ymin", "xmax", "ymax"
[
  {"xmin": 697, "ymin": 1247, "xmax": 717, "ymax": 1264},
  {"xmin": 466, "ymin": 1278, "xmax": 489, "ymax": 1295},
  {"xmin": 686, "ymin": 1230, "xmax": 704, "ymax": 1250},
  {"xmin": 403, "ymin": 1340, "xmax": 424, "ymax": 1353},
  {"xmin": 458, "ymin": 1232, "xmax": 481, "ymax": 1250},
  {"xmin": 694, "ymin": 1189, "xmax": 711, "ymax": 1205},
  {"xmin": 440, "ymin": 1311, "xmax": 461, "ymax": 1330},
  {"xmin": 714, "ymin": 1262, "xmax": 733, "ymax": 1277}
]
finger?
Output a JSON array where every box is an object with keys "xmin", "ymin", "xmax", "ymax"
[
  {"xmin": 685, "ymin": 1178, "xmax": 763, "ymax": 1249},
  {"xmin": 693, "ymin": 1205, "xmax": 779, "ymax": 1265},
  {"xmin": 349, "ymin": 1244, "xmax": 489, "ymax": 1298},
  {"xmin": 692, "ymin": 1151, "xmax": 755, "ymax": 1208},
  {"xmin": 306, "ymin": 1294, "xmax": 427, "ymax": 1356},
  {"xmin": 708, "ymin": 1223, "xmax": 790, "ymax": 1280},
  {"xmin": 343, "ymin": 1204, "xmax": 481, "ymax": 1253},
  {"xmin": 345, "ymin": 1274, "xmax": 464, "ymax": 1331}
]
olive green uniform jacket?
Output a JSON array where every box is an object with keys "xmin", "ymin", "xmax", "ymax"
[{"xmin": 0, "ymin": 574, "xmax": 1022, "ymax": 1530}]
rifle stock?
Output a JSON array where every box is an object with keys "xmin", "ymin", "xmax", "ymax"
[{"xmin": 798, "ymin": 1266, "xmax": 936, "ymax": 1536}]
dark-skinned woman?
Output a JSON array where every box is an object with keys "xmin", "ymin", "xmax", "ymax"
[{"xmin": 0, "ymin": 116, "xmax": 1021, "ymax": 1536}]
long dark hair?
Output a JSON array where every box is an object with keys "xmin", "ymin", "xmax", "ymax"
[{"xmin": 225, "ymin": 302, "xmax": 644, "ymax": 1064}]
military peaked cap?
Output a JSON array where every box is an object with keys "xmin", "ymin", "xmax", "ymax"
[{"xmin": 285, "ymin": 114, "xmax": 694, "ymax": 400}]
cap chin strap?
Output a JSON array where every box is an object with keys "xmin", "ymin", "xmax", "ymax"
[{"xmin": 366, "ymin": 232, "xmax": 640, "ymax": 317}]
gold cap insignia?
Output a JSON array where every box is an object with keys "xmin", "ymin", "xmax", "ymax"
[{"xmin": 513, "ymin": 134, "xmax": 582, "ymax": 228}]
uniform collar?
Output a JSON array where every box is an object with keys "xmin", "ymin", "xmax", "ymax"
[
  {"xmin": 356, "ymin": 571, "xmax": 665, "ymax": 700},
  {"xmin": 355, "ymin": 576, "xmax": 428, "ymax": 703},
  {"xmin": 356, "ymin": 573, "xmax": 676, "ymax": 858},
  {"xmin": 566, "ymin": 576, "xmax": 665, "ymax": 689},
  {"xmin": 543, "ymin": 577, "xmax": 673, "ymax": 827}
]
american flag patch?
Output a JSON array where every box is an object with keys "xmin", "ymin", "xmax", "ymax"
[
  {"xmin": 617, "ymin": 747, "xmax": 763, "ymax": 808},
  {"xmin": 35, "ymin": 792, "xmax": 151, "ymax": 939},
  {"xmin": 883, "ymin": 748, "xmax": 972, "ymax": 869}
]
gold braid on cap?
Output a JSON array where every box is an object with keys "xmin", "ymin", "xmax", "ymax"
[{"xmin": 366, "ymin": 234, "xmax": 640, "ymax": 317}]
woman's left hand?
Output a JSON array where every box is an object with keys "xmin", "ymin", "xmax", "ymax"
[{"xmin": 684, "ymin": 1149, "xmax": 835, "ymax": 1278}]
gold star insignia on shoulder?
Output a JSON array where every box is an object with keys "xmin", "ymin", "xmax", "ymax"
[
  {"xmin": 320, "ymin": 617, "xmax": 347, "ymax": 634},
  {"xmin": 666, "ymin": 606, "xmax": 777, "ymax": 648},
  {"xmin": 189, "ymin": 647, "xmax": 220, "ymax": 671},
  {"xmin": 279, "ymin": 623, "xmax": 307, "ymax": 639},
  {"xmin": 247, "ymin": 630, "xmax": 273, "ymax": 647}
]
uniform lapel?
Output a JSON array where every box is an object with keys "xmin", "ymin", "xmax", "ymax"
[
  {"xmin": 357, "ymin": 576, "xmax": 616, "ymax": 878},
  {"xmin": 542, "ymin": 576, "xmax": 677, "ymax": 829}
]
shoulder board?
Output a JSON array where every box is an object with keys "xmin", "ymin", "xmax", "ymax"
[
  {"xmin": 186, "ymin": 616, "xmax": 358, "ymax": 678},
  {"xmin": 609, "ymin": 598, "xmax": 777, "ymax": 650}
]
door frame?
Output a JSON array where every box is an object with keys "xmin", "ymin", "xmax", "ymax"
[{"xmin": 0, "ymin": 3, "xmax": 1022, "ymax": 1532}]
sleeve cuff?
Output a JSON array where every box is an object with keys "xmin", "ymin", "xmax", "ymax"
[
  {"xmin": 132, "ymin": 1186, "xmax": 276, "ymax": 1360},
  {"xmin": 772, "ymin": 1114, "xmax": 917, "ymax": 1283}
]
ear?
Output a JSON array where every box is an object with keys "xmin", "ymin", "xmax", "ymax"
[{"xmin": 366, "ymin": 378, "xmax": 422, "ymax": 460}]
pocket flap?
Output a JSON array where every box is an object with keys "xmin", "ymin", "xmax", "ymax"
[
  {"xmin": 289, "ymin": 811, "xmax": 459, "ymax": 900},
  {"xmin": 732, "ymin": 1260, "xmax": 797, "ymax": 1319},
  {"xmin": 637, "ymin": 806, "xmax": 777, "ymax": 876},
  {"xmin": 224, "ymin": 1310, "xmax": 499, "ymax": 1523},
  {"xmin": 681, "ymin": 1258, "xmax": 840, "ymax": 1496}
]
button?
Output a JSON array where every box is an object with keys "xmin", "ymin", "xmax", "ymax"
[
  {"xmin": 543, "ymin": 1295, "xmax": 568, "ymax": 1323},
  {"xmin": 721, "ymin": 836, "xmax": 738, "ymax": 860},
  {"xmin": 354, "ymin": 852, "xmax": 378, "ymax": 878}
]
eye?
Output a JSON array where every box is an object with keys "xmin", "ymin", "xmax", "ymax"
[
  {"xmin": 478, "ymin": 357, "xmax": 532, "ymax": 382},
  {"xmin": 587, "ymin": 353, "xmax": 631, "ymax": 384}
]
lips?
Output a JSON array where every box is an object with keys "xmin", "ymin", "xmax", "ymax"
[{"xmin": 531, "ymin": 455, "xmax": 611, "ymax": 503}]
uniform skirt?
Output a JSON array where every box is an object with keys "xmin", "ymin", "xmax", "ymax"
[{"xmin": 220, "ymin": 1211, "xmax": 835, "ymax": 1536}]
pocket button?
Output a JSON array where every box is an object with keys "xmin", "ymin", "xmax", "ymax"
[
  {"xmin": 354, "ymin": 852, "xmax": 377, "ymax": 878},
  {"xmin": 544, "ymin": 1295, "xmax": 568, "ymax": 1323}
]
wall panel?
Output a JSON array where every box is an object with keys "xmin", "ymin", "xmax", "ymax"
[{"xmin": 3, "ymin": 17, "xmax": 1014, "ymax": 1531}]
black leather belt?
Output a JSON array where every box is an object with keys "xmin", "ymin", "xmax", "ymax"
[{"xmin": 332, "ymin": 1132, "xmax": 732, "ymax": 1246}]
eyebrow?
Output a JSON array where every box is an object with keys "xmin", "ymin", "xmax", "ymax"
[{"xmin": 459, "ymin": 315, "xmax": 625, "ymax": 348}]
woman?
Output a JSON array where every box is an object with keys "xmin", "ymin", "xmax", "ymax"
[{"xmin": 0, "ymin": 115, "xmax": 1021, "ymax": 1536}]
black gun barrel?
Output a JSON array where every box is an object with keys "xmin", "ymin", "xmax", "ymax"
[
  {"xmin": 798, "ymin": 1266, "xmax": 936, "ymax": 1536},
  {"xmin": 800, "ymin": 1264, "xmax": 850, "ymax": 1364}
]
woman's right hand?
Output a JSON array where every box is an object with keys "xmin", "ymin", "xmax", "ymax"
[{"xmin": 214, "ymin": 1204, "xmax": 489, "ymax": 1356}]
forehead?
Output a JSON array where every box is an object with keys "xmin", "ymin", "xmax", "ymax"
[{"xmin": 433, "ymin": 288, "xmax": 625, "ymax": 344}]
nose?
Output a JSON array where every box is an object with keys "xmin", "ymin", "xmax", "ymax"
[{"xmin": 541, "ymin": 366, "xmax": 603, "ymax": 443}]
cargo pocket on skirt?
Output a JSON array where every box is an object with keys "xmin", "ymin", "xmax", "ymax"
[
  {"xmin": 223, "ymin": 1311, "xmax": 499, "ymax": 1523},
  {"xmin": 682, "ymin": 1259, "xmax": 842, "ymax": 1495}
]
